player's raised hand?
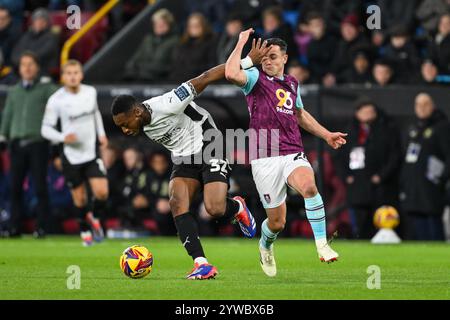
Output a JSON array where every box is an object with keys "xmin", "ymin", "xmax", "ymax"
[
  {"xmin": 248, "ymin": 38, "xmax": 272, "ymax": 65},
  {"xmin": 325, "ymin": 132, "xmax": 348, "ymax": 149},
  {"xmin": 238, "ymin": 28, "xmax": 254, "ymax": 44}
]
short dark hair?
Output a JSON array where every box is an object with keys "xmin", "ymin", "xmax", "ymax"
[
  {"xmin": 20, "ymin": 50, "xmax": 40, "ymax": 66},
  {"xmin": 266, "ymin": 38, "xmax": 287, "ymax": 53},
  {"xmin": 111, "ymin": 94, "xmax": 139, "ymax": 116}
]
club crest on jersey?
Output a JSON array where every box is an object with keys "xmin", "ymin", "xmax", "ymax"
[
  {"xmin": 174, "ymin": 85, "xmax": 190, "ymax": 101},
  {"xmin": 275, "ymin": 89, "xmax": 294, "ymax": 115},
  {"xmin": 264, "ymin": 194, "xmax": 271, "ymax": 204}
]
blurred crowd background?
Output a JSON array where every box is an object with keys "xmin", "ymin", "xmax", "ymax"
[{"xmin": 0, "ymin": 0, "xmax": 449, "ymax": 241}]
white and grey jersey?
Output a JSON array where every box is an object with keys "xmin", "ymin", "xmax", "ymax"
[
  {"xmin": 41, "ymin": 84, "xmax": 106, "ymax": 165},
  {"xmin": 142, "ymin": 82, "xmax": 218, "ymax": 157}
]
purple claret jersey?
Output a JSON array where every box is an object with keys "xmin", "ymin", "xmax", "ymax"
[{"xmin": 241, "ymin": 67, "xmax": 304, "ymax": 160}]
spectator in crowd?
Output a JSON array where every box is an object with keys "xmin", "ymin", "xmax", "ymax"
[
  {"xmin": 124, "ymin": 8, "xmax": 179, "ymax": 82},
  {"xmin": 306, "ymin": 12, "xmax": 337, "ymax": 84},
  {"xmin": 377, "ymin": 0, "xmax": 419, "ymax": 33},
  {"xmin": 227, "ymin": 0, "xmax": 280, "ymax": 29},
  {"xmin": 0, "ymin": 6, "xmax": 20, "ymax": 66},
  {"xmin": 325, "ymin": 13, "xmax": 368, "ymax": 86},
  {"xmin": 341, "ymin": 99, "xmax": 401, "ymax": 239},
  {"xmin": 11, "ymin": 8, "xmax": 59, "ymax": 77},
  {"xmin": 287, "ymin": 60, "xmax": 312, "ymax": 84},
  {"xmin": 383, "ymin": 25, "xmax": 421, "ymax": 84},
  {"xmin": 370, "ymin": 29, "xmax": 387, "ymax": 57},
  {"xmin": 339, "ymin": 48, "xmax": 373, "ymax": 85},
  {"xmin": 293, "ymin": 17, "xmax": 312, "ymax": 64},
  {"xmin": 216, "ymin": 14, "xmax": 245, "ymax": 64},
  {"xmin": 261, "ymin": 6, "xmax": 298, "ymax": 59},
  {"xmin": 372, "ymin": 59, "xmax": 395, "ymax": 87},
  {"xmin": 169, "ymin": 12, "xmax": 217, "ymax": 83},
  {"xmin": 0, "ymin": 0, "xmax": 24, "ymax": 29},
  {"xmin": 416, "ymin": 0, "xmax": 449, "ymax": 36},
  {"xmin": 428, "ymin": 13, "xmax": 450, "ymax": 74},
  {"xmin": 0, "ymin": 51, "xmax": 57, "ymax": 237},
  {"xmin": 119, "ymin": 147, "xmax": 151, "ymax": 228},
  {"xmin": 400, "ymin": 93, "xmax": 450, "ymax": 241},
  {"xmin": 420, "ymin": 59, "xmax": 440, "ymax": 84},
  {"xmin": 146, "ymin": 151, "xmax": 174, "ymax": 235},
  {"xmin": 0, "ymin": 51, "xmax": 17, "ymax": 85}
]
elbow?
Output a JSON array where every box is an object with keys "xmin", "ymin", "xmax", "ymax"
[{"xmin": 224, "ymin": 69, "xmax": 237, "ymax": 82}]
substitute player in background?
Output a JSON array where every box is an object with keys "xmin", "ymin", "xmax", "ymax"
[
  {"xmin": 225, "ymin": 29, "xmax": 347, "ymax": 277},
  {"xmin": 110, "ymin": 35, "xmax": 269, "ymax": 279},
  {"xmin": 41, "ymin": 60, "xmax": 108, "ymax": 246}
]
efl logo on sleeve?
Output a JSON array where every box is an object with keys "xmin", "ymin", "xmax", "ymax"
[{"xmin": 174, "ymin": 85, "xmax": 190, "ymax": 102}]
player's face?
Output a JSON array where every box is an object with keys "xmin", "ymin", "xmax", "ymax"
[
  {"xmin": 62, "ymin": 64, "xmax": 83, "ymax": 89},
  {"xmin": 261, "ymin": 46, "xmax": 287, "ymax": 77},
  {"xmin": 113, "ymin": 109, "xmax": 143, "ymax": 137}
]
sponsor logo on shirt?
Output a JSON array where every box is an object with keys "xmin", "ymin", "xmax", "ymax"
[
  {"xmin": 275, "ymin": 89, "xmax": 294, "ymax": 115},
  {"xmin": 174, "ymin": 85, "xmax": 190, "ymax": 101}
]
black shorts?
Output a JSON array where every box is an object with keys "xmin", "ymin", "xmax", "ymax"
[
  {"xmin": 170, "ymin": 155, "xmax": 231, "ymax": 185},
  {"xmin": 62, "ymin": 155, "xmax": 107, "ymax": 189}
]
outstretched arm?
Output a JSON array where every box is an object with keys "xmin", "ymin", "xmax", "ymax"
[
  {"xmin": 297, "ymin": 108, "xmax": 347, "ymax": 150},
  {"xmin": 225, "ymin": 28, "xmax": 272, "ymax": 86},
  {"xmin": 187, "ymin": 63, "xmax": 226, "ymax": 95}
]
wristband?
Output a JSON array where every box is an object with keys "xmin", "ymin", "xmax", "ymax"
[{"xmin": 240, "ymin": 56, "xmax": 254, "ymax": 69}]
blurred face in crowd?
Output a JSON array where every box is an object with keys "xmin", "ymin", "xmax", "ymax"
[
  {"xmin": 372, "ymin": 31, "xmax": 384, "ymax": 47},
  {"xmin": 0, "ymin": 9, "xmax": 11, "ymax": 30},
  {"xmin": 308, "ymin": 18, "xmax": 325, "ymax": 40},
  {"xmin": 53, "ymin": 157, "xmax": 63, "ymax": 172},
  {"xmin": 391, "ymin": 35, "xmax": 407, "ymax": 49},
  {"xmin": 341, "ymin": 23, "xmax": 358, "ymax": 42},
  {"xmin": 414, "ymin": 93, "xmax": 435, "ymax": 120},
  {"xmin": 421, "ymin": 61, "xmax": 438, "ymax": 82},
  {"xmin": 288, "ymin": 65, "xmax": 310, "ymax": 84},
  {"xmin": 263, "ymin": 13, "xmax": 280, "ymax": 33},
  {"xmin": 187, "ymin": 15, "xmax": 204, "ymax": 38},
  {"xmin": 19, "ymin": 55, "xmax": 39, "ymax": 81},
  {"xmin": 373, "ymin": 64, "xmax": 392, "ymax": 86},
  {"xmin": 123, "ymin": 148, "xmax": 142, "ymax": 171},
  {"xmin": 152, "ymin": 16, "xmax": 170, "ymax": 36},
  {"xmin": 356, "ymin": 104, "xmax": 377, "ymax": 124},
  {"xmin": 438, "ymin": 14, "xmax": 450, "ymax": 36},
  {"xmin": 226, "ymin": 19, "xmax": 243, "ymax": 37},
  {"xmin": 62, "ymin": 63, "xmax": 83, "ymax": 91},
  {"xmin": 150, "ymin": 154, "xmax": 169, "ymax": 175},
  {"xmin": 32, "ymin": 17, "xmax": 49, "ymax": 33},
  {"xmin": 354, "ymin": 54, "xmax": 369, "ymax": 74},
  {"xmin": 261, "ymin": 45, "xmax": 287, "ymax": 77}
]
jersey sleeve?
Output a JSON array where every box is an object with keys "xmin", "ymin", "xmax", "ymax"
[
  {"xmin": 93, "ymin": 89, "xmax": 106, "ymax": 137},
  {"xmin": 41, "ymin": 96, "xmax": 65, "ymax": 143},
  {"xmin": 240, "ymin": 67, "xmax": 259, "ymax": 95},
  {"xmin": 150, "ymin": 82, "xmax": 197, "ymax": 115},
  {"xmin": 296, "ymin": 84, "xmax": 304, "ymax": 109}
]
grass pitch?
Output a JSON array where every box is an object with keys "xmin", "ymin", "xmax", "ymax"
[{"xmin": 0, "ymin": 236, "xmax": 449, "ymax": 300}]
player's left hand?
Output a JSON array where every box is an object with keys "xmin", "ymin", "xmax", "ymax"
[
  {"xmin": 99, "ymin": 135, "xmax": 108, "ymax": 148},
  {"xmin": 325, "ymin": 132, "xmax": 347, "ymax": 149}
]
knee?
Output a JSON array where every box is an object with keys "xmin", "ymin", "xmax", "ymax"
[
  {"xmin": 268, "ymin": 217, "xmax": 286, "ymax": 233},
  {"xmin": 169, "ymin": 196, "xmax": 187, "ymax": 216},
  {"xmin": 94, "ymin": 188, "xmax": 109, "ymax": 201},
  {"xmin": 204, "ymin": 200, "xmax": 226, "ymax": 218},
  {"xmin": 299, "ymin": 180, "xmax": 318, "ymax": 198}
]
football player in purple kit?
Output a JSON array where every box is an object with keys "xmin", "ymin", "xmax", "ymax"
[{"xmin": 225, "ymin": 28, "xmax": 347, "ymax": 277}]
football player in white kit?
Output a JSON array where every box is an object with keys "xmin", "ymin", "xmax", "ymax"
[
  {"xmin": 41, "ymin": 60, "xmax": 108, "ymax": 246},
  {"xmin": 111, "ymin": 39, "xmax": 270, "ymax": 279}
]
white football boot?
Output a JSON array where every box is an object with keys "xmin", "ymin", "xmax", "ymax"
[
  {"xmin": 259, "ymin": 245, "xmax": 277, "ymax": 277},
  {"xmin": 316, "ymin": 239, "xmax": 339, "ymax": 263}
]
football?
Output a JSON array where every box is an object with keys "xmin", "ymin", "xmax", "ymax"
[
  {"xmin": 373, "ymin": 206, "xmax": 400, "ymax": 229},
  {"xmin": 120, "ymin": 245, "xmax": 154, "ymax": 279}
]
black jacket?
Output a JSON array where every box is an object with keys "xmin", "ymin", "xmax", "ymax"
[
  {"xmin": 400, "ymin": 109, "xmax": 450, "ymax": 215},
  {"xmin": 341, "ymin": 108, "xmax": 401, "ymax": 207}
]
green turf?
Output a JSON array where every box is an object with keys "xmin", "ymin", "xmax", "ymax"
[{"xmin": 0, "ymin": 236, "xmax": 449, "ymax": 300}]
